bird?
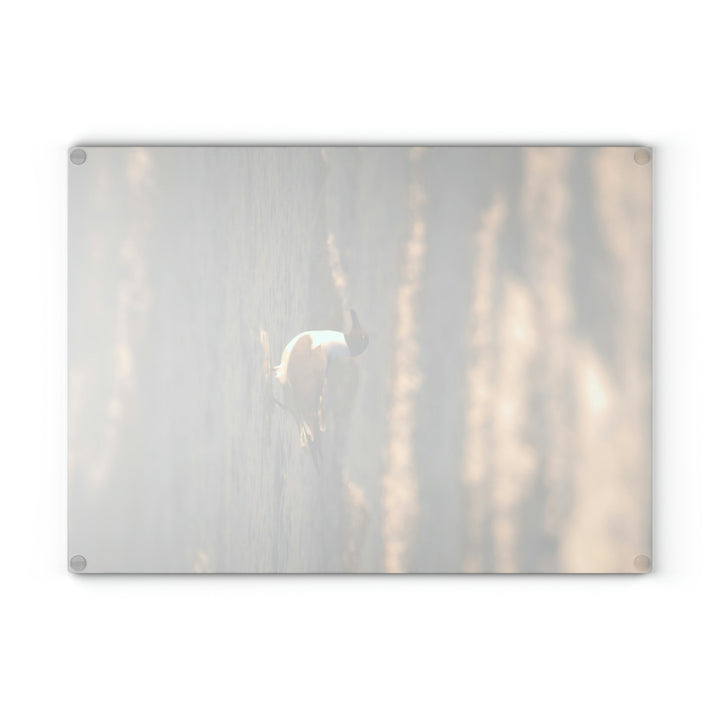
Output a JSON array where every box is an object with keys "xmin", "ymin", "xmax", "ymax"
[{"xmin": 273, "ymin": 309, "xmax": 369, "ymax": 458}]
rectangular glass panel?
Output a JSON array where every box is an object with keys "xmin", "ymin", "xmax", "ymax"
[{"xmin": 68, "ymin": 146, "xmax": 652, "ymax": 573}]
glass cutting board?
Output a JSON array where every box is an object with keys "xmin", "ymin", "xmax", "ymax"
[{"xmin": 68, "ymin": 146, "xmax": 652, "ymax": 573}]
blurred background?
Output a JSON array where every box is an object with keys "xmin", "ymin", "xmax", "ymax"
[{"xmin": 68, "ymin": 146, "xmax": 651, "ymax": 573}]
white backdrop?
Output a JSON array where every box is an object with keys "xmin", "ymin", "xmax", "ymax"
[{"xmin": 1, "ymin": 1, "xmax": 717, "ymax": 718}]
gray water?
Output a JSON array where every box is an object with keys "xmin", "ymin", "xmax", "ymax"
[{"xmin": 68, "ymin": 146, "xmax": 652, "ymax": 573}]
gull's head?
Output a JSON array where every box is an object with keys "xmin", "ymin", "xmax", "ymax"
[{"xmin": 345, "ymin": 309, "xmax": 369, "ymax": 356}]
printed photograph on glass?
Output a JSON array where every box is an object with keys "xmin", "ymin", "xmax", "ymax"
[{"xmin": 68, "ymin": 146, "xmax": 652, "ymax": 573}]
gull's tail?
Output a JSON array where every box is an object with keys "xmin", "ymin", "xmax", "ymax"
[{"xmin": 273, "ymin": 362, "xmax": 286, "ymax": 383}]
